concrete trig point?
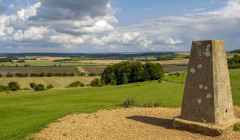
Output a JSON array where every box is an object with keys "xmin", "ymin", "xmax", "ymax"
[{"xmin": 173, "ymin": 40, "xmax": 239, "ymax": 136}]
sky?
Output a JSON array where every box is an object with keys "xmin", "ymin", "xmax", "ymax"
[{"xmin": 0, "ymin": 0, "xmax": 239, "ymax": 53}]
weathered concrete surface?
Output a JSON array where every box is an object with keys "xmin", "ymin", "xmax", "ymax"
[
  {"xmin": 173, "ymin": 40, "xmax": 238, "ymax": 135},
  {"xmin": 173, "ymin": 117, "xmax": 240, "ymax": 136}
]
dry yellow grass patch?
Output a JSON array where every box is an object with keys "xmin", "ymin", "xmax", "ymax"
[
  {"xmin": 0, "ymin": 77, "xmax": 97, "ymax": 89},
  {"xmin": 25, "ymin": 57, "xmax": 70, "ymax": 62}
]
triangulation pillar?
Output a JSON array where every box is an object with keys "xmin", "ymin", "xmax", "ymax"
[{"xmin": 173, "ymin": 40, "xmax": 239, "ymax": 136}]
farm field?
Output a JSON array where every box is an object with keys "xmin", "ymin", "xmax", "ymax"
[
  {"xmin": 162, "ymin": 66, "xmax": 188, "ymax": 73},
  {"xmin": 0, "ymin": 77, "xmax": 97, "ymax": 89},
  {"xmin": 0, "ymin": 67, "xmax": 79, "ymax": 75},
  {"xmin": 147, "ymin": 59, "xmax": 189, "ymax": 65},
  {"xmin": 24, "ymin": 57, "xmax": 70, "ymax": 62},
  {"xmin": 0, "ymin": 61, "xmax": 107, "ymax": 67},
  {"xmin": 81, "ymin": 66, "xmax": 107, "ymax": 74},
  {"xmin": 0, "ymin": 68, "xmax": 240, "ymax": 140},
  {"xmin": 77, "ymin": 60, "xmax": 127, "ymax": 64}
]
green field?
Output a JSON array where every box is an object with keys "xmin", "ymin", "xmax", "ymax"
[
  {"xmin": 0, "ymin": 69, "xmax": 240, "ymax": 140},
  {"xmin": 156, "ymin": 53, "xmax": 189, "ymax": 61}
]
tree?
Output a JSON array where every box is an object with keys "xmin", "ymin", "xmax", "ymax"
[
  {"xmin": 8, "ymin": 82, "xmax": 20, "ymax": 91},
  {"xmin": 90, "ymin": 78, "xmax": 102, "ymax": 87},
  {"xmin": 34, "ymin": 84, "xmax": 45, "ymax": 91},
  {"xmin": 142, "ymin": 69, "xmax": 151, "ymax": 81},
  {"xmin": 121, "ymin": 73, "xmax": 128, "ymax": 84},
  {"xmin": 47, "ymin": 84, "xmax": 54, "ymax": 89},
  {"xmin": 30, "ymin": 82, "xmax": 37, "ymax": 89}
]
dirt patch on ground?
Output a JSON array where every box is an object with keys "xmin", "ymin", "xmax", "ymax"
[{"xmin": 34, "ymin": 106, "xmax": 240, "ymax": 140}]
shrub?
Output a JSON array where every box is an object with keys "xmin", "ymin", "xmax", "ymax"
[
  {"xmin": 47, "ymin": 73, "xmax": 53, "ymax": 77},
  {"xmin": 158, "ymin": 79, "xmax": 162, "ymax": 83},
  {"xmin": 154, "ymin": 101, "xmax": 162, "ymax": 107},
  {"xmin": 0, "ymin": 74, "xmax": 2, "ymax": 78},
  {"xmin": 24, "ymin": 73, "xmax": 28, "ymax": 77},
  {"xmin": 8, "ymin": 82, "xmax": 20, "ymax": 91},
  {"xmin": 47, "ymin": 84, "xmax": 54, "ymax": 89},
  {"xmin": 6, "ymin": 73, "xmax": 13, "ymax": 77},
  {"xmin": 30, "ymin": 82, "xmax": 37, "ymax": 89},
  {"xmin": 15, "ymin": 73, "xmax": 27, "ymax": 77},
  {"xmin": 0, "ymin": 86, "xmax": 10, "ymax": 92},
  {"xmin": 67, "ymin": 81, "xmax": 84, "ymax": 88},
  {"xmin": 63, "ymin": 73, "xmax": 67, "ymax": 77},
  {"xmin": 122, "ymin": 96, "xmax": 137, "ymax": 107},
  {"xmin": 15, "ymin": 65, "xmax": 18, "ymax": 67},
  {"xmin": 55, "ymin": 73, "xmax": 62, "ymax": 77},
  {"xmin": 34, "ymin": 84, "xmax": 45, "ymax": 91},
  {"xmin": 90, "ymin": 78, "xmax": 102, "ymax": 87},
  {"xmin": 24, "ymin": 64, "xmax": 30, "ymax": 67},
  {"xmin": 70, "ymin": 73, "xmax": 74, "ymax": 77},
  {"xmin": 39, "ymin": 73, "xmax": 45, "ymax": 77}
]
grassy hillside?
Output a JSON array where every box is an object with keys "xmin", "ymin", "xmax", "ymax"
[{"xmin": 0, "ymin": 68, "xmax": 240, "ymax": 140}]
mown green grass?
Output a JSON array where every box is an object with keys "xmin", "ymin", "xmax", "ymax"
[
  {"xmin": 163, "ymin": 69, "xmax": 240, "ymax": 106},
  {"xmin": 0, "ymin": 81, "xmax": 183, "ymax": 140},
  {"xmin": 0, "ymin": 68, "xmax": 240, "ymax": 140}
]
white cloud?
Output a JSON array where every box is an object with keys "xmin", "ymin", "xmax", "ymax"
[
  {"xmin": 17, "ymin": 2, "xmax": 41, "ymax": 21},
  {"xmin": 13, "ymin": 26, "xmax": 49, "ymax": 41},
  {"xmin": 0, "ymin": 0, "xmax": 240, "ymax": 52}
]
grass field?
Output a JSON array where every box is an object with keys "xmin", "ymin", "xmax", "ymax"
[
  {"xmin": 0, "ymin": 77, "xmax": 97, "ymax": 89},
  {"xmin": 0, "ymin": 68, "xmax": 239, "ymax": 140}
]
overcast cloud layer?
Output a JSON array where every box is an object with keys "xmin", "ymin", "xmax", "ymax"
[{"xmin": 0, "ymin": 0, "xmax": 239, "ymax": 52}]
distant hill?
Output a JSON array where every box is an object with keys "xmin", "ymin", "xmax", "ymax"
[{"xmin": 231, "ymin": 49, "xmax": 240, "ymax": 53}]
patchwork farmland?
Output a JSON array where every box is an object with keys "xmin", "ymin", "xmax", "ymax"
[{"xmin": 0, "ymin": 67, "xmax": 79, "ymax": 75}]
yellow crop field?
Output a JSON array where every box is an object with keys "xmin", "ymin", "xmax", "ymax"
[{"xmin": 0, "ymin": 77, "xmax": 98, "ymax": 89}]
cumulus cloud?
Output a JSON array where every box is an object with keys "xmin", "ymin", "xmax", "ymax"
[
  {"xmin": 13, "ymin": 26, "xmax": 49, "ymax": 41},
  {"xmin": 31, "ymin": 0, "xmax": 114, "ymax": 20},
  {"xmin": 0, "ymin": 0, "xmax": 240, "ymax": 52}
]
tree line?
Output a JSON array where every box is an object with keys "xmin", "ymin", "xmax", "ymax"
[
  {"xmin": 101, "ymin": 61, "xmax": 164, "ymax": 85},
  {"xmin": 228, "ymin": 55, "xmax": 240, "ymax": 69}
]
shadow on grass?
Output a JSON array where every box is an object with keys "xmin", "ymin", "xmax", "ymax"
[{"xmin": 126, "ymin": 115, "xmax": 173, "ymax": 129}]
